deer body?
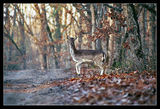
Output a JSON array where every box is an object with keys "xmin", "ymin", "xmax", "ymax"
[{"xmin": 68, "ymin": 37, "xmax": 107, "ymax": 75}]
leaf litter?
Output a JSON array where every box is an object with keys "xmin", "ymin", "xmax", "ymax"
[{"xmin": 3, "ymin": 69, "xmax": 156, "ymax": 105}]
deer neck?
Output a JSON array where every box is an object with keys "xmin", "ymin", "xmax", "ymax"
[
  {"xmin": 69, "ymin": 41, "xmax": 78, "ymax": 62},
  {"xmin": 70, "ymin": 41, "xmax": 77, "ymax": 52}
]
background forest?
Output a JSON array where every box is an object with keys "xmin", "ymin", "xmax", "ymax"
[
  {"xmin": 3, "ymin": 3, "xmax": 157, "ymax": 105},
  {"xmin": 3, "ymin": 3, "xmax": 157, "ymax": 72}
]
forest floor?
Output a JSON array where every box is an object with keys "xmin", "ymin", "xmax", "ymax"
[{"xmin": 3, "ymin": 68, "xmax": 157, "ymax": 105}]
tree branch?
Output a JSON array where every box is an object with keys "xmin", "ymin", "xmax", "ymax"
[
  {"xmin": 4, "ymin": 26, "xmax": 23, "ymax": 56},
  {"xmin": 140, "ymin": 4, "xmax": 156, "ymax": 16},
  {"xmin": 104, "ymin": 4, "xmax": 123, "ymax": 12},
  {"xmin": 73, "ymin": 3, "xmax": 91, "ymax": 22},
  {"xmin": 62, "ymin": 5, "xmax": 91, "ymax": 35},
  {"xmin": 14, "ymin": 4, "xmax": 34, "ymax": 36},
  {"xmin": 129, "ymin": 4, "xmax": 144, "ymax": 59}
]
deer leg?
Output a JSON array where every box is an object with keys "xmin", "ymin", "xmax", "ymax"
[
  {"xmin": 93, "ymin": 62, "xmax": 104, "ymax": 75},
  {"xmin": 78, "ymin": 64, "xmax": 81, "ymax": 74},
  {"xmin": 98, "ymin": 65, "xmax": 104, "ymax": 75},
  {"xmin": 76, "ymin": 62, "xmax": 82, "ymax": 74},
  {"xmin": 76, "ymin": 64, "xmax": 80, "ymax": 74},
  {"xmin": 100, "ymin": 67, "xmax": 104, "ymax": 75}
]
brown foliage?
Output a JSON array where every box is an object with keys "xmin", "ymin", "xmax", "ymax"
[{"xmin": 4, "ymin": 69, "xmax": 156, "ymax": 105}]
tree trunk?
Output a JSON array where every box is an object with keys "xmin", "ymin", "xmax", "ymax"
[
  {"xmin": 54, "ymin": 8, "xmax": 62, "ymax": 69},
  {"xmin": 39, "ymin": 4, "xmax": 48, "ymax": 70},
  {"xmin": 19, "ymin": 18, "xmax": 26, "ymax": 69},
  {"xmin": 142, "ymin": 8, "xmax": 148, "ymax": 69},
  {"xmin": 5, "ymin": 4, "xmax": 11, "ymax": 65},
  {"xmin": 78, "ymin": 15, "xmax": 82, "ymax": 49},
  {"xmin": 95, "ymin": 4, "xmax": 102, "ymax": 50},
  {"xmin": 108, "ymin": 6, "xmax": 114, "ymax": 66},
  {"xmin": 8, "ymin": 7, "xmax": 16, "ymax": 62},
  {"xmin": 90, "ymin": 4, "xmax": 96, "ymax": 49},
  {"xmin": 150, "ymin": 4, "xmax": 156, "ymax": 53},
  {"xmin": 150, "ymin": 4, "xmax": 156, "ymax": 69},
  {"xmin": 129, "ymin": 4, "xmax": 144, "ymax": 60},
  {"xmin": 112, "ymin": 4, "xmax": 122, "ymax": 68}
]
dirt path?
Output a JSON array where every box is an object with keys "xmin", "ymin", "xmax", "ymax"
[
  {"xmin": 3, "ymin": 69, "xmax": 77, "ymax": 105},
  {"xmin": 3, "ymin": 69, "xmax": 156, "ymax": 105}
]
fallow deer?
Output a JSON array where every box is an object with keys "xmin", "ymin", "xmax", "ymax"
[{"xmin": 67, "ymin": 36, "xmax": 107, "ymax": 75}]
